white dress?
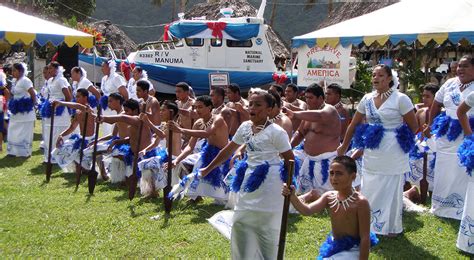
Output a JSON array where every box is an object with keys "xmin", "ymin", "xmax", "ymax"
[
  {"xmin": 456, "ymin": 91, "xmax": 474, "ymax": 254},
  {"xmin": 357, "ymin": 90, "xmax": 414, "ymax": 235},
  {"xmin": 7, "ymin": 77, "xmax": 35, "ymax": 157},
  {"xmin": 209, "ymin": 121, "xmax": 292, "ymax": 259},
  {"xmin": 127, "ymin": 77, "xmax": 153, "ymax": 101},
  {"xmin": 100, "ymin": 73, "xmax": 126, "ymax": 136},
  {"xmin": 431, "ymin": 78, "xmax": 474, "ymax": 220},
  {"xmin": 42, "ymin": 75, "xmax": 71, "ymax": 163}
]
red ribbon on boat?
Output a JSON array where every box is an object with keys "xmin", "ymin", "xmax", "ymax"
[
  {"xmin": 207, "ymin": 22, "xmax": 227, "ymax": 39},
  {"xmin": 272, "ymin": 72, "xmax": 288, "ymax": 84},
  {"xmin": 163, "ymin": 24, "xmax": 170, "ymax": 41}
]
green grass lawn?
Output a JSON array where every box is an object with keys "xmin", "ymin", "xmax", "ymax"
[{"xmin": 0, "ymin": 120, "xmax": 471, "ymax": 258}]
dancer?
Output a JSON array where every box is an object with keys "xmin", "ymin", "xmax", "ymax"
[
  {"xmin": 0, "ymin": 69, "xmax": 9, "ymax": 152},
  {"xmin": 127, "ymin": 66, "xmax": 155, "ymax": 101},
  {"xmin": 136, "ymin": 80, "xmax": 161, "ymax": 126},
  {"xmin": 41, "ymin": 61, "xmax": 72, "ymax": 163},
  {"xmin": 337, "ymin": 64, "xmax": 418, "ymax": 236},
  {"xmin": 6, "ymin": 63, "xmax": 36, "ymax": 157},
  {"xmin": 455, "ymin": 91, "xmax": 474, "ymax": 254},
  {"xmin": 284, "ymin": 83, "xmax": 307, "ymax": 132},
  {"xmin": 200, "ymin": 91, "xmax": 294, "ymax": 259},
  {"xmin": 425, "ymin": 55, "xmax": 474, "ymax": 220},
  {"xmin": 282, "ymin": 156, "xmax": 378, "ymax": 259},
  {"xmin": 71, "ymin": 66, "xmax": 100, "ymax": 105},
  {"xmin": 100, "ymin": 60, "xmax": 128, "ymax": 136},
  {"xmin": 325, "ymin": 83, "xmax": 350, "ymax": 142}
]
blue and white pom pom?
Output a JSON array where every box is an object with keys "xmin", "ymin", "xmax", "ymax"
[{"xmin": 458, "ymin": 135, "xmax": 474, "ymax": 176}]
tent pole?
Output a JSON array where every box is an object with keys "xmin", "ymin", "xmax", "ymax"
[
  {"xmin": 290, "ymin": 42, "xmax": 294, "ymax": 84},
  {"xmin": 93, "ymin": 46, "xmax": 96, "ymax": 87}
]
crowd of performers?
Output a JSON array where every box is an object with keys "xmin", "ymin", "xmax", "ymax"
[{"xmin": 0, "ymin": 55, "xmax": 473, "ymax": 259}]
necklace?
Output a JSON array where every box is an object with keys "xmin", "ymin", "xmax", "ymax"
[
  {"xmin": 375, "ymin": 88, "xmax": 393, "ymax": 100},
  {"xmin": 328, "ymin": 188, "xmax": 357, "ymax": 212},
  {"xmin": 252, "ymin": 117, "xmax": 269, "ymax": 135},
  {"xmin": 318, "ymin": 102, "xmax": 326, "ymax": 110},
  {"xmin": 334, "ymin": 101, "xmax": 343, "ymax": 110},
  {"xmin": 460, "ymin": 81, "xmax": 474, "ymax": 92},
  {"xmin": 204, "ymin": 116, "xmax": 214, "ymax": 129},
  {"xmin": 212, "ymin": 103, "xmax": 225, "ymax": 114},
  {"xmin": 269, "ymin": 113, "xmax": 283, "ymax": 123}
]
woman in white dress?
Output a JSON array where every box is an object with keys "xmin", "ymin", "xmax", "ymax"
[
  {"xmin": 456, "ymin": 89, "xmax": 474, "ymax": 254},
  {"xmin": 71, "ymin": 66, "xmax": 101, "ymax": 108},
  {"xmin": 425, "ymin": 55, "xmax": 474, "ymax": 220},
  {"xmin": 6, "ymin": 63, "xmax": 36, "ymax": 157},
  {"xmin": 199, "ymin": 91, "xmax": 294, "ymax": 259},
  {"xmin": 337, "ymin": 64, "xmax": 418, "ymax": 236},
  {"xmin": 41, "ymin": 61, "xmax": 72, "ymax": 163}
]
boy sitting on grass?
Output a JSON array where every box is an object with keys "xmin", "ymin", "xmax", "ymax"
[{"xmin": 282, "ymin": 155, "xmax": 378, "ymax": 259}]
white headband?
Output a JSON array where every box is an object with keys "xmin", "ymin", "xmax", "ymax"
[{"xmin": 391, "ymin": 69, "xmax": 399, "ymax": 89}]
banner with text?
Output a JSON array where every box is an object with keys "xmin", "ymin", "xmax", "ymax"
[{"xmin": 297, "ymin": 44, "xmax": 352, "ymax": 88}]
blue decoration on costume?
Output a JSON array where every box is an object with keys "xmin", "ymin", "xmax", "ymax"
[
  {"xmin": 317, "ymin": 232, "xmax": 379, "ymax": 259},
  {"xmin": 243, "ymin": 162, "xmax": 269, "ymax": 193},
  {"xmin": 116, "ymin": 144, "xmax": 133, "ymax": 166},
  {"xmin": 409, "ymin": 143, "xmax": 424, "ymax": 160},
  {"xmin": 156, "ymin": 148, "xmax": 169, "ymax": 165},
  {"xmin": 432, "ymin": 193, "xmax": 465, "ymax": 215},
  {"xmin": 352, "ymin": 124, "xmax": 368, "ymax": 149},
  {"xmin": 100, "ymin": 95, "xmax": 108, "ymax": 110},
  {"xmin": 432, "ymin": 113, "xmax": 450, "ymax": 138},
  {"xmin": 88, "ymin": 95, "xmax": 98, "ymax": 108},
  {"xmin": 321, "ymin": 159, "xmax": 329, "ymax": 185},
  {"xmin": 195, "ymin": 143, "xmax": 228, "ymax": 189},
  {"xmin": 458, "ymin": 135, "xmax": 474, "ymax": 176},
  {"xmin": 308, "ymin": 160, "xmax": 315, "ymax": 181},
  {"xmin": 40, "ymin": 99, "xmax": 66, "ymax": 118},
  {"xmin": 364, "ymin": 124, "xmax": 385, "ymax": 150},
  {"xmin": 280, "ymin": 157, "xmax": 301, "ymax": 185},
  {"xmin": 395, "ymin": 124, "xmax": 415, "ymax": 153},
  {"xmin": 231, "ymin": 159, "xmax": 248, "ymax": 192},
  {"xmin": 459, "ymin": 216, "xmax": 474, "ymax": 247},
  {"xmin": 70, "ymin": 134, "xmax": 89, "ymax": 150},
  {"xmin": 430, "ymin": 152, "xmax": 437, "ymax": 170},
  {"xmin": 446, "ymin": 119, "xmax": 462, "ymax": 141},
  {"xmin": 7, "ymin": 97, "xmax": 34, "ymax": 114},
  {"xmin": 294, "ymin": 142, "xmax": 304, "ymax": 151}
]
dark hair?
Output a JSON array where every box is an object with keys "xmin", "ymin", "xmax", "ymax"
[
  {"xmin": 332, "ymin": 155, "xmax": 357, "ymax": 174},
  {"xmin": 423, "ymin": 83, "xmax": 439, "ymax": 96},
  {"xmin": 3, "ymin": 64, "xmax": 12, "ymax": 74},
  {"xmin": 305, "ymin": 83, "xmax": 325, "ymax": 98},
  {"xmin": 460, "ymin": 55, "xmax": 474, "ymax": 65},
  {"xmin": 12, "ymin": 63, "xmax": 25, "ymax": 74},
  {"xmin": 163, "ymin": 100, "xmax": 179, "ymax": 119},
  {"xmin": 268, "ymin": 89, "xmax": 282, "ymax": 108},
  {"xmin": 196, "ymin": 95, "xmax": 213, "ymax": 108},
  {"xmin": 176, "ymin": 82, "xmax": 190, "ymax": 92},
  {"xmin": 71, "ymin": 66, "xmax": 83, "ymax": 76},
  {"xmin": 136, "ymin": 79, "xmax": 150, "ymax": 92},
  {"xmin": 228, "ymin": 83, "xmax": 241, "ymax": 96},
  {"xmin": 49, "ymin": 61, "xmax": 60, "ymax": 69},
  {"xmin": 270, "ymin": 84, "xmax": 284, "ymax": 97},
  {"xmin": 327, "ymin": 83, "xmax": 342, "ymax": 96},
  {"xmin": 134, "ymin": 66, "xmax": 143, "ymax": 73},
  {"xmin": 109, "ymin": 92, "xmax": 125, "ymax": 105},
  {"xmin": 375, "ymin": 64, "xmax": 394, "ymax": 88},
  {"xmin": 252, "ymin": 91, "xmax": 275, "ymax": 108},
  {"xmin": 123, "ymin": 99, "xmax": 140, "ymax": 112},
  {"xmin": 76, "ymin": 88, "xmax": 89, "ymax": 98},
  {"xmin": 211, "ymin": 86, "xmax": 225, "ymax": 98},
  {"xmin": 286, "ymin": 83, "xmax": 298, "ymax": 93}
]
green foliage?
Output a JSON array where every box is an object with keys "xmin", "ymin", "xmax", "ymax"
[
  {"xmin": 342, "ymin": 58, "xmax": 372, "ymax": 110},
  {"xmin": 10, "ymin": 0, "xmax": 95, "ymax": 22},
  {"xmin": 0, "ymin": 123, "xmax": 471, "ymax": 259}
]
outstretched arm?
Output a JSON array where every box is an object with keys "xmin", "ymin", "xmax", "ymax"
[
  {"xmin": 140, "ymin": 113, "xmax": 165, "ymax": 139},
  {"xmin": 200, "ymin": 141, "xmax": 240, "ymax": 177},
  {"xmin": 53, "ymin": 100, "xmax": 87, "ymax": 111},
  {"xmin": 100, "ymin": 114, "xmax": 140, "ymax": 126},
  {"xmin": 282, "ymin": 185, "xmax": 328, "ymax": 216}
]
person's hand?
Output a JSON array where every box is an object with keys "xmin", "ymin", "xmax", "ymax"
[
  {"xmin": 281, "ymin": 183, "xmax": 295, "ymax": 196},
  {"xmin": 138, "ymin": 149, "xmax": 147, "ymax": 158},
  {"xmin": 283, "ymin": 107, "xmax": 295, "ymax": 119},
  {"xmin": 168, "ymin": 121, "xmax": 181, "ymax": 133},
  {"xmin": 56, "ymin": 135, "xmax": 64, "ymax": 148},
  {"xmin": 198, "ymin": 167, "xmax": 209, "ymax": 177},
  {"xmin": 96, "ymin": 114, "xmax": 104, "ymax": 123},
  {"xmin": 163, "ymin": 159, "xmax": 177, "ymax": 171},
  {"xmin": 107, "ymin": 141, "xmax": 116, "ymax": 153},
  {"xmin": 336, "ymin": 144, "xmax": 347, "ymax": 156},
  {"xmin": 422, "ymin": 124, "xmax": 432, "ymax": 138},
  {"xmin": 234, "ymin": 102, "xmax": 245, "ymax": 113},
  {"xmin": 52, "ymin": 100, "xmax": 60, "ymax": 107},
  {"xmin": 229, "ymin": 151, "xmax": 242, "ymax": 169}
]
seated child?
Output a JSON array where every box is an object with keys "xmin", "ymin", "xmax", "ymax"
[{"xmin": 282, "ymin": 155, "xmax": 378, "ymax": 259}]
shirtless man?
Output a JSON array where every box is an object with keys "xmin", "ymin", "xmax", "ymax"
[
  {"xmin": 268, "ymin": 90, "xmax": 293, "ymax": 138},
  {"xmin": 136, "ymin": 80, "xmax": 161, "ymax": 126},
  {"xmin": 286, "ymin": 83, "xmax": 341, "ymax": 197},
  {"xmin": 169, "ymin": 95, "xmax": 230, "ymax": 202},
  {"xmin": 269, "ymin": 83, "xmax": 285, "ymax": 99},
  {"xmin": 325, "ymin": 83, "xmax": 350, "ymax": 141},
  {"xmin": 52, "ymin": 89, "xmax": 96, "ymax": 176},
  {"xmin": 222, "ymin": 83, "xmax": 249, "ymax": 137},
  {"xmin": 284, "ymin": 83, "xmax": 307, "ymax": 132},
  {"xmin": 175, "ymin": 82, "xmax": 195, "ymax": 147},
  {"xmin": 210, "ymin": 86, "xmax": 226, "ymax": 115},
  {"xmin": 416, "ymin": 84, "xmax": 438, "ymax": 128}
]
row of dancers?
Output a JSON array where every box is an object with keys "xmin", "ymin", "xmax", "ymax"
[{"xmin": 1, "ymin": 55, "xmax": 473, "ymax": 258}]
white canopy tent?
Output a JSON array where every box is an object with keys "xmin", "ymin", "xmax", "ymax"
[{"xmin": 292, "ymin": 0, "xmax": 474, "ymax": 48}]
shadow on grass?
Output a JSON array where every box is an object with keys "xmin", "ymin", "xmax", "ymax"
[
  {"xmin": 0, "ymin": 154, "xmax": 29, "ymax": 168},
  {"xmin": 31, "ymin": 148, "xmax": 43, "ymax": 156},
  {"xmin": 402, "ymin": 212, "xmax": 425, "ymax": 233},
  {"xmin": 287, "ymin": 214, "xmax": 303, "ymax": 233},
  {"xmin": 188, "ymin": 203, "xmax": 228, "ymax": 224},
  {"xmin": 373, "ymin": 234, "xmax": 440, "ymax": 259},
  {"xmin": 33, "ymin": 132, "xmax": 42, "ymax": 141}
]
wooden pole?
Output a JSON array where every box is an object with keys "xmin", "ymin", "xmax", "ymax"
[
  {"xmin": 87, "ymin": 105, "xmax": 101, "ymax": 194},
  {"xmin": 277, "ymin": 159, "xmax": 295, "ymax": 260},
  {"xmin": 164, "ymin": 110, "xmax": 174, "ymax": 213},
  {"xmin": 45, "ymin": 103, "xmax": 56, "ymax": 182}
]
